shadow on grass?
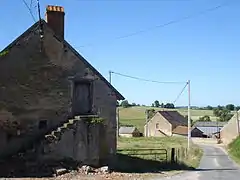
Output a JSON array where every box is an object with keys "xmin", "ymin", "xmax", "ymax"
[{"xmin": 110, "ymin": 153, "xmax": 195, "ymax": 173}]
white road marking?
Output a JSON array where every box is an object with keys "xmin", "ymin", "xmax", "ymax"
[{"xmin": 214, "ymin": 157, "xmax": 220, "ymax": 167}]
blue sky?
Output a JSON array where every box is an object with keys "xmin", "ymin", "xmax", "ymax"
[{"xmin": 1, "ymin": 0, "xmax": 240, "ymax": 107}]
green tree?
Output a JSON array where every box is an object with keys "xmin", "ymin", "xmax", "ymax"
[
  {"xmin": 161, "ymin": 103, "xmax": 164, "ymax": 108},
  {"xmin": 164, "ymin": 103, "xmax": 175, "ymax": 109},
  {"xmin": 236, "ymin": 106, "xmax": 240, "ymax": 111},
  {"xmin": 121, "ymin": 100, "xmax": 130, "ymax": 108},
  {"xmin": 226, "ymin": 104, "xmax": 235, "ymax": 111},
  {"xmin": 154, "ymin": 100, "xmax": 160, "ymax": 107},
  {"xmin": 146, "ymin": 109, "xmax": 156, "ymax": 119},
  {"xmin": 151, "ymin": 103, "xmax": 155, "ymax": 107},
  {"xmin": 206, "ymin": 105, "xmax": 213, "ymax": 110},
  {"xmin": 198, "ymin": 115, "xmax": 211, "ymax": 121},
  {"xmin": 132, "ymin": 103, "xmax": 136, "ymax": 106}
]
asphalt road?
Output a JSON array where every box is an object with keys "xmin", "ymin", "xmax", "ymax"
[{"xmin": 158, "ymin": 144, "xmax": 240, "ymax": 180}]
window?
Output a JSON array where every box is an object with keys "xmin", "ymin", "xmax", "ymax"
[
  {"xmin": 39, "ymin": 120, "xmax": 47, "ymax": 129},
  {"xmin": 156, "ymin": 123, "xmax": 159, "ymax": 129}
]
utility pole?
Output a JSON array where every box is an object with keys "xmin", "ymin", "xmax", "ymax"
[
  {"xmin": 237, "ymin": 110, "xmax": 240, "ymax": 136},
  {"xmin": 187, "ymin": 80, "xmax": 191, "ymax": 151},
  {"xmin": 109, "ymin": 70, "xmax": 119, "ymax": 140},
  {"xmin": 109, "ymin": 71, "xmax": 112, "ymax": 84},
  {"xmin": 145, "ymin": 110, "xmax": 149, "ymax": 137}
]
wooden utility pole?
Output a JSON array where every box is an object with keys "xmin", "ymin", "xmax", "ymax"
[
  {"xmin": 187, "ymin": 80, "xmax": 191, "ymax": 151},
  {"xmin": 237, "ymin": 110, "xmax": 240, "ymax": 136},
  {"xmin": 145, "ymin": 110, "xmax": 149, "ymax": 137}
]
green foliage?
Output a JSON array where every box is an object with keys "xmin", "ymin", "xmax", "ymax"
[
  {"xmin": 206, "ymin": 105, "xmax": 213, "ymax": 110},
  {"xmin": 0, "ymin": 50, "xmax": 9, "ymax": 57},
  {"xmin": 226, "ymin": 104, "xmax": 235, "ymax": 111},
  {"xmin": 236, "ymin": 106, "xmax": 240, "ymax": 111},
  {"xmin": 228, "ymin": 137, "xmax": 240, "ymax": 164},
  {"xmin": 132, "ymin": 103, "xmax": 137, "ymax": 106},
  {"xmin": 121, "ymin": 100, "xmax": 130, "ymax": 108},
  {"xmin": 164, "ymin": 103, "xmax": 175, "ymax": 109},
  {"xmin": 184, "ymin": 115, "xmax": 194, "ymax": 126},
  {"xmin": 146, "ymin": 109, "xmax": 156, "ymax": 119},
  {"xmin": 88, "ymin": 117, "xmax": 104, "ymax": 124},
  {"xmin": 198, "ymin": 115, "xmax": 211, "ymax": 121},
  {"xmin": 213, "ymin": 107, "xmax": 233, "ymax": 122},
  {"xmin": 154, "ymin": 100, "xmax": 160, "ymax": 108}
]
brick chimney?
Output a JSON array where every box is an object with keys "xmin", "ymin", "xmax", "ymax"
[{"xmin": 45, "ymin": 5, "xmax": 65, "ymax": 39}]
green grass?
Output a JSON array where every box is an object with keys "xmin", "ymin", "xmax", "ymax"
[
  {"xmin": 119, "ymin": 106, "xmax": 217, "ymax": 132},
  {"xmin": 117, "ymin": 137, "xmax": 203, "ymax": 169},
  {"xmin": 228, "ymin": 137, "xmax": 240, "ymax": 164}
]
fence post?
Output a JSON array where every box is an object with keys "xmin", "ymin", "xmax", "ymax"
[{"xmin": 171, "ymin": 148, "xmax": 175, "ymax": 163}]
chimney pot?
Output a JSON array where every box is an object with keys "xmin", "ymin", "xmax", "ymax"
[{"xmin": 45, "ymin": 5, "xmax": 65, "ymax": 39}]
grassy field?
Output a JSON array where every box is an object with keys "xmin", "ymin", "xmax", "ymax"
[
  {"xmin": 116, "ymin": 137, "xmax": 203, "ymax": 172},
  {"xmin": 228, "ymin": 137, "xmax": 240, "ymax": 164},
  {"xmin": 119, "ymin": 106, "xmax": 217, "ymax": 132}
]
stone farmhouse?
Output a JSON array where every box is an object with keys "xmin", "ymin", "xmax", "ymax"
[
  {"xmin": 0, "ymin": 5, "xmax": 124, "ymax": 167},
  {"xmin": 144, "ymin": 110, "xmax": 188, "ymax": 137}
]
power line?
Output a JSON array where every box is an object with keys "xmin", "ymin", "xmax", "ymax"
[
  {"xmin": 110, "ymin": 71, "xmax": 186, "ymax": 84},
  {"xmin": 22, "ymin": 0, "xmax": 36, "ymax": 22},
  {"xmin": 173, "ymin": 82, "xmax": 188, "ymax": 104},
  {"xmin": 77, "ymin": 0, "xmax": 234, "ymax": 48}
]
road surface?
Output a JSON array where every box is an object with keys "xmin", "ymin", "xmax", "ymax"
[{"xmin": 158, "ymin": 144, "xmax": 240, "ymax": 180}]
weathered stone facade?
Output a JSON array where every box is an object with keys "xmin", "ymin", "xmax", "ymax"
[
  {"xmin": 220, "ymin": 111, "xmax": 240, "ymax": 145},
  {"xmin": 0, "ymin": 11, "xmax": 123, "ymax": 165}
]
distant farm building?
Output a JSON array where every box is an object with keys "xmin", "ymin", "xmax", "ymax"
[
  {"xmin": 194, "ymin": 121, "xmax": 227, "ymax": 138},
  {"xmin": 144, "ymin": 111, "xmax": 188, "ymax": 137},
  {"xmin": 119, "ymin": 126, "xmax": 141, "ymax": 137},
  {"xmin": 191, "ymin": 126, "xmax": 204, "ymax": 137},
  {"xmin": 221, "ymin": 110, "xmax": 240, "ymax": 145}
]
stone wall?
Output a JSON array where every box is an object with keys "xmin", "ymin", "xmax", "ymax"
[
  {"xmin": 220, "ymin": 111, "xmax": 240, "ymax": 145},
  {"xmin": 0, "ymin": 24, "xmax": 118, "ymax": 161},
  {"xmin": 41, "ymin": 118, "xmax": 104, "ymax": 167},
  {"xmin": 145, "ymin": 112, "xmax": 172, "ymax": 137}
]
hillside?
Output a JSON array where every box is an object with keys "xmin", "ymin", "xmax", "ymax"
[{"xmin": 119, "ymin": 106, "xmax": 217, "ymax": 132}]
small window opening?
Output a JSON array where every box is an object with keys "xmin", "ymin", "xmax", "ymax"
[
  {"xmin": 156, "ymin": 123, "xmax": 159, "ymax": 129},
  {"xmin": 39, "ymin": 120, "xmax": 47, "ymax": 129}
]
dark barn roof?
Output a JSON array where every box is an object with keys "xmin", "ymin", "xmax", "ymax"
[{"xmin": 158, "ymin": 111, "xmax": 188, "ymax": 126}]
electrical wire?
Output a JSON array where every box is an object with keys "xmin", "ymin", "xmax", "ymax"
[
  {"xmin": 111, "ymin": 71, "xmax": 186, "ymax": 84},
  {"xmin": 77, "ymin": 0, "xmax": 234, "ymax": 48},
  {"xmin": 110, "ymin": 71, "xmax": 188, "ymax": 104},
  {"xmin": 173, "ymin": 82, "xmax": 188, "ymax": 103},
  {"xmin": 22, "ymin": 0, "xmax": 36, "ymax": 22}
]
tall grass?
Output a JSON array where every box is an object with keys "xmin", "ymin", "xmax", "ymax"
[{"xmin": 228, "ymin": 137, "xmax": 240, "ymax": 164}]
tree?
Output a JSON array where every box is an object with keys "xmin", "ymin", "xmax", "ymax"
[
  {"xmin": 132, "ymin": 103, "xmax": 136, "ymax": 106},
  {"xmin": 121, "ymin": 100, "xmax": 130, "ymax": 108},
  {"xmin": 184, "ymin": 115, "xmax": 194, "ymax": 126},
  {"xmin": 236, "ymin": 106, "xmax": 240, "ymax": 111},
  {"xmin": 213, "ymin": 107, "xmax": 233, "ymax": 122},
  {"xmin": 164, "ymin": 103, "xmax": 175, "ymax": 109},
  {"xmin": 154, "ymin": 100, "xmax": 160, "ymax": 108},
  {"xmin": 161, "ymin": 103, "xmax": 164, "ymax": 108},
  {"xmin": 226, "ymin": 104, "xmax": 235, "ymax": 111},
  {"xmin": 151, "ymin": 103, "xmax": 155, "ymax": 107},
  {"xmin": 198, "ymin": 115, "xmax": 211, "ymax": 122},
  {"xmin": 206, "ymin": 105, "xmax": 213, "ymax": 110},
  {"xmin": 146, "ymin": 109, "xmax": 156, "ymax": 119}
]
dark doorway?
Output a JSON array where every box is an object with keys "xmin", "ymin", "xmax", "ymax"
[{"xmin": 72, "ymin": 81, "xmax": 92, "ymax": 116}]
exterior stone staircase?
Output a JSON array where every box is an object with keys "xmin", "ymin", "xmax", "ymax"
[{"xmin": 44, "ymin": 115, "xmax": 99, "ymax": 144}]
